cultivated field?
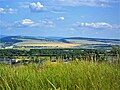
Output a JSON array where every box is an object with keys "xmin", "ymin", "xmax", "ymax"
[{"xmin": 14, "ymin": 40, "xmax": 80, "ymax": 48}]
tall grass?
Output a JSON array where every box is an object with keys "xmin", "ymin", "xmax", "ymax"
[{"xmin": 0, "ymin": 61, "xmax": 120, "ymax": 90}]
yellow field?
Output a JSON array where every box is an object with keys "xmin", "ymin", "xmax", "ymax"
[{"xmin": 15, "ymin": 41, "xmax": 80, "ymax": 48}]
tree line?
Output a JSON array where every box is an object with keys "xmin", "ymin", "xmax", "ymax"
[{"xmin": 0, "ymin": 46, "xmax": 120, "ymax": 64}]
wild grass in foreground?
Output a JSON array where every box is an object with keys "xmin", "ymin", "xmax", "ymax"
[{"xmin": 0, "ymin": 61, "xmax": 120, "ymax": 90}]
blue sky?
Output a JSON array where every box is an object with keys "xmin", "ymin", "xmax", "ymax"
[{"xmin": 0, "ymin": 0, "xmax": 120, "ymax": 39}]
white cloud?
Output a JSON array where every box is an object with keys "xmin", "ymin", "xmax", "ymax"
[
  {"xmin": 29, "ymin": 2, "xmax": 44, "ymax": 12},
  {"xmin": 50, "ymin": 6, "xmax": 66, "ymax": 13},
  {"xmin": 40, "ymin": 19, "xmax": 55, "ymax": 28},
  {"xmin": 54, "ymin": 0, "xmax": 119, "ymax": 7},
  {"xmin": 8, "ymin": 8, "xmax": 17, "ymax": 14},
  {"xmin": 73, "ymin": 22, "xmax": 120, "ymax": 30},
  {"xmin": 1, "ymin": 19, "xmax": 55, "ymax": 29},
  {"xmin": 0, "ymin": 8, "xmax": 4, "ymax": 13},
  {"xmin": 19, "ymin": 2, "xmax": 67, "ymax": 13},
  {"xmin": 19, "ymin": 2, "xmax": 30, "ymax": 8},
  {"xmin": 21, "ymin": 19, "xmax": 34, "ymax": 26},
  {"xmin": 80, "ymin": 22, "xmax": 112, "ymax": 29},
  {"xmin": 14, "ymin": 19, "xmax": 39, "ymax": 28},
  {"xmin": 0, "ymin": 7, "xmax": 17, "ymax": 14},
  {"xmin": 50, "ymin": 7, "xmax": 66, "ymax": 14},
  {"xmin": 57, "ymin": 16, "xmax": 65, "ymax": 20}
]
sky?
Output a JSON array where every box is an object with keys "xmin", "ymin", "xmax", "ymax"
[{"xmin": 0, "ymin": 0, "xmax": 120, "ymax": 39}]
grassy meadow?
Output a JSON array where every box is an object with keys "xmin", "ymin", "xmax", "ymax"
[{"xmin": 0, "ymin": 61, "xmax": 120, "ymax": 90}]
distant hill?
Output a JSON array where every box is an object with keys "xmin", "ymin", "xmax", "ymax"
[
  {"xmin": 60, "ymin": 37, "xmax": 120, "ymax": 45},
  {"xmin": 0, "ymin": 36, "xmax": 60, "ymax": 44},
  {"xmin": 0, "ymin": 35, "xmax": 6, "ymax": 39},
  {"xmin": 0, "ymin": 36, "xmax": 120, "ymax": 48},
  {"xmin": 0, "ymin": 36, "xmax": 23, "ymax": 45},
  {"xmin": 63, "ymin": 37, "xmax": 120, "ymax": 42}
]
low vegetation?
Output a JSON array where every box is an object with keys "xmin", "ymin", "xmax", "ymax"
[
  {"xmin": 0, "ymin": 46, "xmax": 119, "ymax": 89},
  {"xmin": 0, "ymin": 61, "xmax": 120, "ymax": 90}
]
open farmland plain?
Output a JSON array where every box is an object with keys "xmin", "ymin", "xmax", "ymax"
[
  {"xmin": 0, "ymin": 36, "xmax": 120, "ymax": 49},
  {"xmin": 14, "ymin": 40, "xmax": 80, "ymax": 49}
]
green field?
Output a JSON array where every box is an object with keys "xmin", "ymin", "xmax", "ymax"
[{"xmin": 0, "ymin": 61, "xmax": 120, "ymax": 90}]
